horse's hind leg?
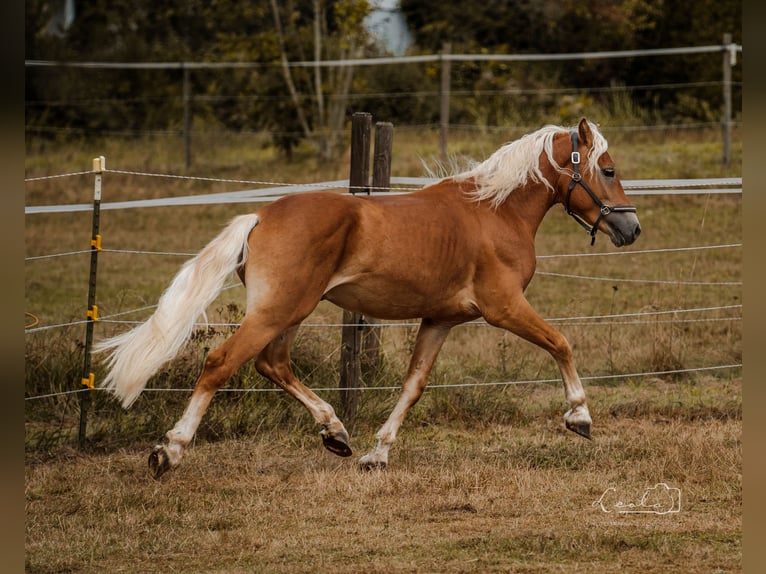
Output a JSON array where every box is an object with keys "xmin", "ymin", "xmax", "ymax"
[
  {"xmin": 254, "ymin": 326, "xmax": 352, "ymax": 457},
  {"xmin": 149, "ymin": 317, "xmax": 282, "ymax": 479}
]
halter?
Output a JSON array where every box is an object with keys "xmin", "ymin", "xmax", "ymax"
[{"xmin": 564, "ymin": 131, "xmax": 636, "ymax": 245}]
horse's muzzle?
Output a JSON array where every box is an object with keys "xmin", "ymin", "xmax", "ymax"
[{"xmin": 607, "ymin": 212, "xmax": 641, "ymax": 247}]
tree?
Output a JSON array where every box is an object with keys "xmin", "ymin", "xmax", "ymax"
[
  {"xmin": 400, "ymin": 0, "xmax": 550, "ymax": 53},
  {"xmin": 400, "ymin": 0, "xmax": 741, "ymax": 124},
  {"xmin": 25, "ymin": 0, "xmax": 373, "ymax": 160},
  {"xmin": 268, "ymin": 0, "xmax": 370, "ymax": 161},
  {"xmin": 26, "ymin": 0, "xmax": 742, "ymax": 148},
  {"xmin": 625, "ymin": 0, "xmax": 742, "ymax": 122}
]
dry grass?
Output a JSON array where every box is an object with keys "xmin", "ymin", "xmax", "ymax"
[{"xmin": 25, "ymin": 378, "xmax": 741, "ymax": 573}]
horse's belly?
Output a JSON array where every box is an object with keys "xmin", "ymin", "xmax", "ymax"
[{"xmin": 322, "ymin": 277, "xmax": 479, "ymax": 322}]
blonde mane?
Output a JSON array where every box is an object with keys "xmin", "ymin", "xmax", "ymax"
[{"xmin": 454, "ymin": 121, "xmax": 609, "ymax": 208}]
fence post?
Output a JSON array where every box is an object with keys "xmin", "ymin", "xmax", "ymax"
[
  {"xmin": 183, "ymin": 64, "xmax": 192, "ymax": 171},
  {"xmin": 78, "ymin": 156, "xmax": 105, "ymax": 449},
  {"xmin": 721, "ymin": 33, "xmax": 734, "ymax": 167},
  {"xmin": 340, "ymin": 112, "xmax": 372, "ymax": 426},
  {"xmin": 439, "ymin": 42, "xmax": 452, "ymax": 162},
  {"xmin": 373, "ymin": 122, "xmax": 393, "ymax": 195},
  {"xmin": 361, "ymin": 122, "xmax": 394, "ymax": 374}
]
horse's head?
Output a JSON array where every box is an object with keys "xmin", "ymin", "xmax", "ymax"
[{"xmin": 555, "ymin": 118, "xmax": 641, "ymax": 247}]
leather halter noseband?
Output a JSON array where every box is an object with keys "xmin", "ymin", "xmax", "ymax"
[{"xmin": 564, "ymin": 131, "xmax": 636, "ymax": 245}]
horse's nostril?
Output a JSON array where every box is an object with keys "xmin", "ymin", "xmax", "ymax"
[{"xmin": 634, "ymin": 223, "xmax": 642, "ymax": 237}]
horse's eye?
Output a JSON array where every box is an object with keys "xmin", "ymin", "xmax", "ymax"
[{"xmin": 602, "ymin": 167, "xmax": 615, "ymax": 178}]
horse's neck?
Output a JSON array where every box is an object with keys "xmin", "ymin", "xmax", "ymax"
[
  {"xmin": 420, "ymin": 176, "xmax": 557, "ymax": 240},
  {"xmin": 497, "ymin": 180, "xmax": 558, "ymax": 240}
]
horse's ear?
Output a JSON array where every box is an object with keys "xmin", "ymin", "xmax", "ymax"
[{"xmin": 577, "ymin": 118, "xmax": 593, "ymax": 147}]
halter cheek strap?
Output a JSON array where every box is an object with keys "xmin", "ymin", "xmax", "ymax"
[{"xmin": 564, "ymin": 131, "xmax": 636, "ymax": 246}]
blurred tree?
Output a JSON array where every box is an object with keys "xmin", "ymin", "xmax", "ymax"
[
  {"xmin": 400, "ymin": 0, "xmax": 741, "ymax": 124},
  {"xmin": 25, "ymin": 0, "xmax": 372, "ymax": 159},
  {"xmin": 25, "ymin": 0, "xmax": 741, "ymax": 148},
  {"xmin": 265, "ymin": 0, "xmax": 371, "ymax": 160},
  {"xmin": 400, "ymin": 0, "xmax": 550, "ymax": 53},
  {"xmin": 625, "ymin": 0, "xmax": 742, "ymax": 123}
]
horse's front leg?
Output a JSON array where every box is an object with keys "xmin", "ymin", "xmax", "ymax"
[
  {"xmin": 359, "ymin": 320, "xmax": 452, "ymax": 470},
  {"xmin": 483, "ymin": 293, "xmax": 592, "ymax": 439}
]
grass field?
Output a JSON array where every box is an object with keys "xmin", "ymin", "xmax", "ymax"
[
  {"xmin": 25, "ymin": 380, "xmax": 741, "ymax": 573},
  {"xmin": 25, "ymin": 125, "xmax": 742, "ymax": 572}
]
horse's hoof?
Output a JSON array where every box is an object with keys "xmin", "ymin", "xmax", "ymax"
[
  {"xmin": 148, "ymin": 445, "xmax": 172, "ymax": 480},
  {"xmin": 320, "ymin": 427, "xmax": 353, "ymax": 457},
  {"xmin": 566, "ymin": 420, "xmax": 592, "ymax": 440},
  {"xmin": 359, "ymin": 459, "xmax": 387, "ymax": 472}
]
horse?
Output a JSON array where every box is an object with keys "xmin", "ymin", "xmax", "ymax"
[{"xmin": 95, "ymin": 118, "xmax": 641, "ymax": 479}]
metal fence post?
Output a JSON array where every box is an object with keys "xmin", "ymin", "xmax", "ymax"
[{"xmin": 78, "ymin": 156, "xmax": 105, "ymax": 449}]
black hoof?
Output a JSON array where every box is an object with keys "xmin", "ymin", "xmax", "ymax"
[
  {"xmin": 148, "ymin": 446, "xmax": 171, "ymax": 480},
  {"xmin": 320, "ymin": 428, "xmax": 353, "ymax": 457},
  {"xmin": 566, "ymin": 421, "xmax": 592, "ymax": 440}
]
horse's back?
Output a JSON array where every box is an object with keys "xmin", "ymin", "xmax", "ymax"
[
  {"xmin": 252, "ymin": 187, "xmax": 481, "ymax": 260},
  {"xmin": 243, "ymin": 187, "xmax": 491, "ymax": 321}
]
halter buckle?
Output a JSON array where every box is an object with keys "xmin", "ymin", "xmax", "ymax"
[
  {"xmin": 571, "ymin": 151, "xmax": 580, "ymax": 165},
  {"xmin": 600, "ymin": 205, "xmax": 612, "ymax": 216}
]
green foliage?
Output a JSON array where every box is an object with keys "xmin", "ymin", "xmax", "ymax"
[
  {"xmin": 400, "ymin": 0, "xmax": 552, "ymax": 52},
  {"xmin": 399, "ymin": 0, "xmax": 741, "ymax": 127},
  {"xmin": 26, "ymin": 0, "xmax": 741, "ymax": 155},
  {"xmin": 25, "ymin": 0, "xmax": 373, "ymax": 156}
]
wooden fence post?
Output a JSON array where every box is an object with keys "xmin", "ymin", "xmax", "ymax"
[
  {"xmin": 721, "ymin": 33, "xmax": 734, "ymax": 167},
  {"xmin": 439, "ymin": 42, "xmax": 451, "ymax": 162},
  {"xmin": 361, "ymin": 122, "xmax": 394, "ymax": 375},
  {"xmin": 183, "ymin": 65, "xmax": 192, "ymax": 171},
  {"xmin": 340, "ymin": 112, "xmax": 372, "ymax": 425}
]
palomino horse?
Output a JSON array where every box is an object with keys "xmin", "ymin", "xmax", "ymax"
[{"xmin": 96, "ymin": 118, "xmax": 640, "ymax": 479}]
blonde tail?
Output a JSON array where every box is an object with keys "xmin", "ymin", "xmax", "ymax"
[{"xmin": 95, "ymin": 213, "xmax": 260, "ymax": 408}]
